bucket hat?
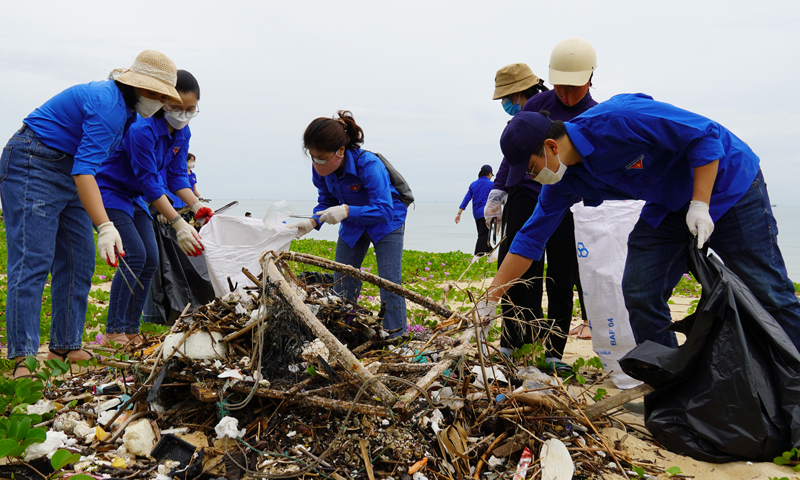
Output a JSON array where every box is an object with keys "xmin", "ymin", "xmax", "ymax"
[
  {"xmin": 493, "ymin": 63, "xmax": 540, "ymax": 100},
  {"xmin": 110, "ymin": 50, "xmax": 181, "ymax": 104}
]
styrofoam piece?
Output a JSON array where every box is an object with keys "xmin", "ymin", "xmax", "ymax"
[
  {"xmin": 163, "ymin": 331, "xmax": 228, "ymax": 360},
  {"xmin": 122, "ymin": 418, "xmax": 157, "ymax": 457},
  {"xmin": 215, "ymin": 416, "xmax": 246, "ymax": 439},
  {"xmin": 540, "ymin": 439, "xmax": 575, "ymax": 480}
]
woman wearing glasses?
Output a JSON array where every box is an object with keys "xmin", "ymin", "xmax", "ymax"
[
  {"xmin": 289, "ymin": 110, "xmax": 408, "ymax": 337},
  {"xmin": 95, "ymin": 69, "xmax": 213, "ymax": 345}
]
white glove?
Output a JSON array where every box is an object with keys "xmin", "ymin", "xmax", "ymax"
[
  {"xmin": 157, "ymin": 214, "xmax": 168, "ymax": 224},
  {"xmin": 172, "ymin": 217, "xmax": 204, "ymax": 256},
  {"xmin": 475, "ymin": 299, "xmax": 499, "ymax": 355},
  {"xmin": 686, "ymin": 200, "xmax": 714, "ymax": 248},
  {"xmin": 317, "ymin": 205, "xmax": 349, "ymax": 225},
  {"xmin": 288, "ymin": 219, "xmax": 314, "ymax": 239},
  {"xmin": 484, "ymin": 189, "xmax": 507, "ymax": 229},
  {"xmin": 97, "ymin": 222, "xmax": 124, "ymax": 267}
]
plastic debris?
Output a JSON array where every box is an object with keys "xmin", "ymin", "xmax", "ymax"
[
  {"xmin": 162, "ymin": 330, "xmax": 228, "ymax": 360},
  {"xmin": 540, "ymin": 439, "xmax": 574, "ymax": 480},
  {"xmin": 24, "ymin": 431, "xmax": 71, "ymax": 461},
  {"xmin": 512, "ymin": 447, "xmax": 533, "ymax": 480},
  {"xmin": 122, "ymin": 418, "xmax": 157, "ymax": 456},
  {"xmin": 215, "ymin": 416, "xmax": 246, "ymax": 439}
]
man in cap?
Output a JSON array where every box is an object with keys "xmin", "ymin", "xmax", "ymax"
[
  {"xmin": 456, "ymin": 164, "xmax": 495, "ymax": 257},
  {"xmin": 479, "ymin": 94, "xmax": 800, "ymax": 353}
]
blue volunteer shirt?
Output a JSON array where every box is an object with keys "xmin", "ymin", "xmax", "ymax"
[
  {"xmin": 96, "ymin": 116, "xmax": 192, "ymax": 218},
  {"xmin": 23, "ymin": 80, "xmax": 136, "ymax": 176},
  {"xmin": 459, "ymin": 176, "xmax": 493, "ymax": 219},
  {"xmin": 510, "ymin": 93, "xmax": 760, "ymax": 260},
  {"xmin": 493, "ymin": 90, "xmax": 598, "ymax": 198},
  {"xmin": 312, "ymin": 148, "xmax": 407, "ymax": 248}
]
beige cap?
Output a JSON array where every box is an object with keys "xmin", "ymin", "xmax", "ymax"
[
  {"xmin": 549, "ymin": 38, "xmax": 597, "ymax": 86},
  {"xmin": 493, "ymin": 63, "xmax": 540, "ymax": 100},
  {"xmin": 110, "ymin": 50, "xmax": 182, "ymax": 104}
]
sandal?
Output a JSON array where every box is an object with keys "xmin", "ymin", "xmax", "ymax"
[
  {"xmin": 569, "ymin": 323, "xmax": 592, "ymax": 340},
  {"xmin": 13, "ymin": 358, "xmax": 34, "ymax": 380}
]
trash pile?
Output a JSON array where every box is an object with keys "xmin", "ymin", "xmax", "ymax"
[{"xmin": 9, "ymin": 252, "xmax": 680, "ymax": 480}]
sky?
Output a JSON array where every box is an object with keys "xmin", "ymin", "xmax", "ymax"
[{"xmin": 1, "ymin": 1, "xmax": 799, "ymax": 206}]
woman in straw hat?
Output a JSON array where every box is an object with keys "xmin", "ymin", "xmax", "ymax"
[
  {"xmin": 96, "ymin": 69, "xmax": 212, "ymax": 346},
  {"xmin": 0, "ymin": 49, "xmax": 180, "ymax": 377}
]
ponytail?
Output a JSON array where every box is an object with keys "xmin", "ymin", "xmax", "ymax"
[{"xmin": 303, "ymin": 110, "xmax": 365, "ymax": 155}]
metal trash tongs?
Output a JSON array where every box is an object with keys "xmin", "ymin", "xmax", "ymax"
[
  {"xmin": 116, "ymin": 248, "xmax": 144, "ymax": 295},
  {"xmin": 487, "ymin": 218, "xmax": 505, "ymax": 251}
]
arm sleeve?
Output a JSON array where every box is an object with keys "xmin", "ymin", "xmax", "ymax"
[
  {"xmin": 509, "ymin": 183, "xmax": 579, "ymax": 260},
  {"xmin": 346, "ymin": 156, "xmax": 394, "ymax": 225},
  {"xmin": 492, "ymin": 158, "xmax": 510, "ymax": 191},
  {"xmin": 312, "ymin": 172, "xmax": 339, "ymax": 229},
  {"xmin": 71, "ymin": 97, "xmax": 126, "ymax": 175},
  {"xmin": 459, "ymin": 185, "xmax": 473, "ymax": 210}
]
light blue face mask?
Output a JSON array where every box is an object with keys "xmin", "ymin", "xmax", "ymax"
[{"xmin": 502, "ymin": 97, "xmax": 521, "ymax": 116}]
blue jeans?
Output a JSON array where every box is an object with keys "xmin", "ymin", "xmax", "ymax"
[
  {"xmin": 333, "ymin": 226, "xmax": 407, "ymax": 335},
  {"xmin": 623, "ymin": 170, "xmax": 800, "ymax": 349},
  {"xmin": 0, "ymin": 125, "xmax": 95, "ymax": 358},
  {"xmin": 105, "ymin": 206, "xmax": 158, "ymax": 334}
]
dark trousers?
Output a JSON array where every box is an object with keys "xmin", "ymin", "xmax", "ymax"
[
  {"xmin": 474, "ymin": 217, "xmax": 491, "ymax": 256},
  {"xmin": 499, "ymin": 187, "xmax": 583, "ymax": 359}
]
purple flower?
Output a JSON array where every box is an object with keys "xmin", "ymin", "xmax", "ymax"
[
  {"xmin": 92, "ymin": 333, "xmax": 104, "ymax": 345},
  {"xmin": 367, "ymin": 296, "xmax": 375, "ymax": 301},
  {"xmin": 358, "ymin": 295, "xmax": 364, "ymax": 300},
  {"xmin": 441, "ymin": 263, "xmax": 446, "ymax": 267},
  {"xmin": 683, "ymin": 273, "xmax": 691, "ymax": 281},
  {"xmin": 429, "ymin": 274, "xmax": 434, "ymax": 279},
  {"xmin": 99, "ymin": 275, "xmax": 106, "ymax": 280},
  {"xmin": 427, "ymin": 262, "xmax": 432, "ymax": 265},
  {"xmin": 424, "ymin": 267, "xmax": 430, "ymax": 271},
  {"xmin": 444, "ymin": 272, "xmax": 449, "ymax": 276},
  {"xmin": 328, "ymin": 248, "xmax": 332, "ymax": 251},
  {"xmin": 407, "ymin": 324, "xmax": 426, "ymax": 333}
]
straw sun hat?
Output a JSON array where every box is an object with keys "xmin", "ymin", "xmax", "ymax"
[{"xmin": 109, "ymin": 50, "xmax": 182, "ymax": 104}]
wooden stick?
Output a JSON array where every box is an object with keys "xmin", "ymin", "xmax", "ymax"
[
  {"xmin": 359, "ymin": 438, "xmax": 375, "ymax": 480},
  {"xmin": 392, "ymin": 328, "xmax": 475, "ymax": 411},
  {"xmin": 277, "ymin": 252, "xmax": 470, "ymax": 323},
  {"xmin": 263, "ymin": 257, "xmax": 396, "ymax": 406},
  {"xmin": 582, "ymin": 383, "xmax": 654, "ymax": 419}
]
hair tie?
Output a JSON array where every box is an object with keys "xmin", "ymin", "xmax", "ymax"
[{"xmin": 337, "ymin": 118, "xmax": 347, "ymax": 128}]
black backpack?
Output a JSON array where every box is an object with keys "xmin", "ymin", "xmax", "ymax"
[{"xmin": 356, "ymin": 150, "xmax": 415, "ymax": 208}]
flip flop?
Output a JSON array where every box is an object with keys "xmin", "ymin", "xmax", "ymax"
[{"xmin": 569, "ymin": 323, "xmax": 592, "ymax": 339}]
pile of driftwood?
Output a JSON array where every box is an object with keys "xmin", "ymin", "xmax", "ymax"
[{"xmin": 21, "ymin": 252, "xmax": 670, "ymax": 480}]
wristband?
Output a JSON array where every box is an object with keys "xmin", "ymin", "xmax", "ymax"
[{"xmin": 170, "ymin": 215, "xmax": 182, "ymax": 226}]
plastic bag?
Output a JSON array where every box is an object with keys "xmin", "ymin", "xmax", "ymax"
[
  {"xmin": 147, "ymin": 219, "xmax": 215, "ymax": 324},
  {"xmin": 200, "ymin": 212, "xmax": 295, "ymax": 296},
  {"xmin": 619, "ymin": 239, "xmax": 800, "ymax": 462},
  {"xmin": 571, "ymin": 200, "xmax": 644, "ymax": 389}
]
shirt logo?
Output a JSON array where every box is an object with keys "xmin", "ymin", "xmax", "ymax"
[
  {"xmin": 173, "ymin": 147, "xmax": 180, "ymax": 155},
  {"xmin": 348, "ymin": 184, "xmax": 361, "ymax": 192},
  {"xmin": 626, "ymin": 154, "xmax": 645, "ymax": 170}
]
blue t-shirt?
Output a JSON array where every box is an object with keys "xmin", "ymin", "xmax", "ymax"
[
  {"xmin": 510, "ymin": 93, "xmax": 760, "ymax": 260},
  {"xmin": 493, "ymin": 90, "xmax": 598, "ymax": 198},
  {"xmin": 24, "ymin": 80, "xmax": 136, "ymax": 175},
  {"xmin": 96, "ymin": 116, "xmax": 192, "ymax": 218},
  {"xmin": 312, "ymin": 148, "xmax": 407, "ymax": 248},
  {"xmin": 459, "ymin": 176, "xmax": 493, "ymax": 219}
]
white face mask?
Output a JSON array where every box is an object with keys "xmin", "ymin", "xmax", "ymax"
[
  {"xmin": 532, "ymin": 148, "xmax": 567, "ymax": 185},
  {"xmin": 165, "ymin": 112, "xmax": 191, "ymax": 130},
  {"xmin": 187, "ymin": 161, "xmax": 196, "ymax": 169},
  {"xmin": 134, "ymin": 95, "xmax": 164, "ymax": 118}
]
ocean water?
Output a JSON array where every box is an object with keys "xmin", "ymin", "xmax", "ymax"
[{"xmin": 206, "ymin": 199, "xmax": 800, "ymax": 281}]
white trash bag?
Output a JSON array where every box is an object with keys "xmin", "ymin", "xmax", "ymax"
[
  {"xmin": 200, "ymin": 201, "xmax": 297, "ymax": 296},
  {"xmin": 571, "ymin": 200, "xmax": 644, "ymax": 390}
]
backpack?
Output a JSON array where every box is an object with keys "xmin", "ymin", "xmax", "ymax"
[{"xmin": 357, "ymin": 150, "xmax": 415, "ymax": 208}]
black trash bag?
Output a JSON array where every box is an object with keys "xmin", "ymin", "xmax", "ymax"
[
  {"xmin": 147, "ymin": 218, "xmax": 215, "ymax": 324},
  {"xmin": 619, "ymin": 239, "xmax": 800, "ymax": 463}
]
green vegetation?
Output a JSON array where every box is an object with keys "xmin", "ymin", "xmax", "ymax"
[{"xmin": 773, "ymin": 448, "xmax": 800, "ymax": 472}]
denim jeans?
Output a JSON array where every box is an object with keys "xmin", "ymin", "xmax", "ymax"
[
  {"xmin": 105, "ymin": 206, "xmax": 158, "ymax": 334},
  {"xmin": 0, "ymin": 125, "xmax": 95, "ymax": 358},
  {"xmin": 333, "ymin": 225, "xmax": 407, "ymax": 335},
  {"xmin": 623, "ymin": 170, "xmax": 800, "ymax": 350}
]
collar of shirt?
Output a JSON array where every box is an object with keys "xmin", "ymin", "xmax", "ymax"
[{"xmin": 564, "ymin": 123, "xmax": 595, "ymax": 168}]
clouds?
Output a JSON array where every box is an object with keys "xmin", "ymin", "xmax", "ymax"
[{"xmin": 1, "ymin": 0, "xmax": 798, "ymax": 205}]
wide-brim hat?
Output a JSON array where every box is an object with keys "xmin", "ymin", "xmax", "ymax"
[
  {"xmin": 111, "ymin": 50, "xmax": 181, "ymax": 104},
  {"xmin": 500, "ymin": 112, "xmax": 553, "ymax": 187},
  {"xmin": 493, "ymin": 63, "xmax": 540, "ymax": 100}
]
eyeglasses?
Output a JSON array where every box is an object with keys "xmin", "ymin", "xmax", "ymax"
[
  {"xmin": 164, "ymin": 103, "xmax": 200, "ymax": 118},
  {"xmin": 311, "ymin": 150, "xmax": 341, "ymax": 165}
]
